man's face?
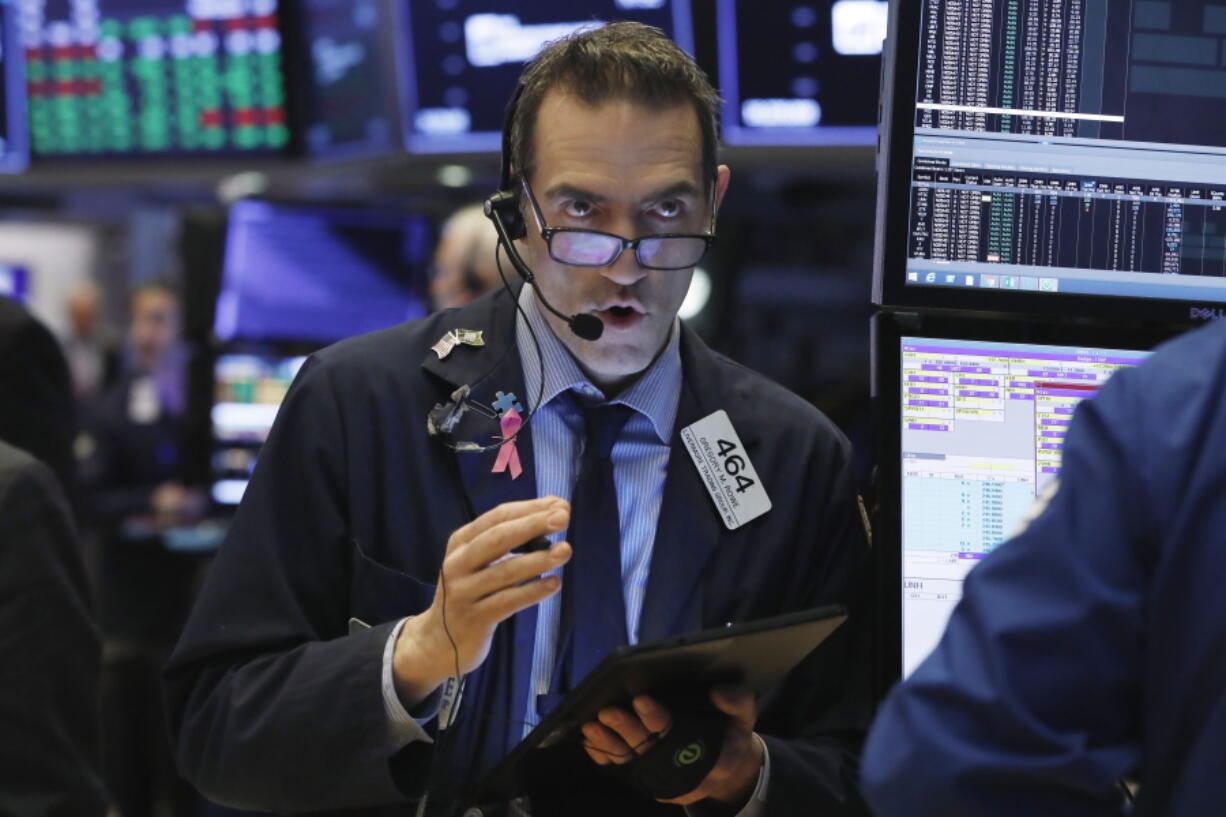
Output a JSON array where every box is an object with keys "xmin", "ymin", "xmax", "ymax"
[
  {"xmin": 129, "ymin": 289, "xmax": 179, "ymax": 370},
  {"xmin": 519, "ymin": 90, "xmax": 730, "ymax": 390}
]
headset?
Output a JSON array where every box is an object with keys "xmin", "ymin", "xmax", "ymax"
[{"xmin": 483, "ymin": 83, "xmax": 605, "ymax": 342}]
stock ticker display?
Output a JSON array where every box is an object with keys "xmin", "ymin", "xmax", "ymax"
[
  {"xmin": 18, "ymin": 0, "xmax": 289, "ymax": 156},
  {"xmin": 399, "ymin": 0, "xmax": 693, "ymax": 153},
  {"xmin": 898, "ymin": 336, "xmax": 1150, "ymax": 676},
  {"xmin": 903, "ymin": 0, "xmax": 1226, "ymax": 305}
]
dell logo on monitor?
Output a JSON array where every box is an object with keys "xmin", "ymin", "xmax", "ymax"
[{"xmin": 1190, "ymin": 306, "xmax": 1226, "ymax": 322}]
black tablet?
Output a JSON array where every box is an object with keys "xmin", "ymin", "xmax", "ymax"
[{"xmin": 474, "ymin": 604, "xmax": 848, "ymax": 801}]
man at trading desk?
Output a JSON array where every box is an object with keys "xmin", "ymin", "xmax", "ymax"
[{"xmin": 166, "ymin": 22, "xmax": 870, "ymax": 817}]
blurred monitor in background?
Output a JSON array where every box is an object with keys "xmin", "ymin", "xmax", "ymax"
[
  {"xmin": 62, "ymin": 281, "xmax": 121, "ymax": 400},
  {"xmin": 301, "ymin": 0, "xmax": 399, "ymax": 159},
  {"xmin": 429, "ymin": 202, "xmax": 502, "ymax": 310},
  {"xmin": 207, "ymin": 351, "xmax": 306, "ymax": 509},
  {"xmin": 0, "ymin": 0, "xmax": 30, "ymax": 173},
  {"xmin": 213, "ymin": 199, "xmax": 433, "ymax": 345},
  {"xmin": 717, "ymin": 0, "xmax": 885, "ymax": 146},
  {"xmin": 397, "ymin": 0, "xmax": 694, "ymax": 153},
  {"xmin": 18, "ymin": 0, "xmax": 291, "ymax": 158},
  {"xmin": 0, "ymin": 263, "xmax": 30, "ymax": 302}
]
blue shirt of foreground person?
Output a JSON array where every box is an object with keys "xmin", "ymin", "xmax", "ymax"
[{"xmin": 862, "ymin": 318, "xmax": 1226, "ymax": 817}]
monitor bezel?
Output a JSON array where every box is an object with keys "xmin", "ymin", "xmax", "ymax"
[
  {"xmin": 870, "ymin": 309, "xmax": 1188, "ymax": 698},
  {"xmin": 871, "ymin": 1, "xmax": 1226, "ymax": 326}
]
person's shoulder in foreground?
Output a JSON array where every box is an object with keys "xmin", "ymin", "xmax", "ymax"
[
  {"xmin": 0, "ymin": 440, "xmax": 107, "ymax": 817},
  {"xmin": 862, "ymin": 318, "xmax": 1226, "ymax": 817}
]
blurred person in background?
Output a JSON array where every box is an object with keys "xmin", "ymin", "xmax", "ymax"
[
  {"xmin": 0, "ymin": 296, "xmax": 107, "ymax": 816},
  {"xmin": 78, "ymin": 280, "xmax": 207, "ymax": 817},
  {"xmin": 429, "ymin": 203, "xmax": 504, "ymax": 310},
  {"xmin": 62, "ymin": 281, "xmax": 121, "ymax": 402}
]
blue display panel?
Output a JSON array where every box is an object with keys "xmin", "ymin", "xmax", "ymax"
[
  {"xmin": 301, "ymin": 0, "xmax": 397, "ymax": 158},
  {"xmin": 0, "ymin": 263, "xmax": 29, "ymax": 300},
  {"xmin": 397, "ymin": 0, "xmax": 694, "ymax": 154},
  {"xmin": 876, "ymin": 0, "xmax": 1226, "ymax": 319},
  {"xmin": 897, "ymin": 335, "xmax": 1150, "ymax": 676},
  {"xmin": 17, "ymin": 0, "xmax": 290, "ymax": 156},
  {"xmin": 214, "ymin": 199, "xmax": 432, "ymax": 344},
  {"xmin": 209, "ymin": 351, "xmax": 306, "ymax": 506},
  {"xmin": 717, "ymin": 0, "xmax": 885, "ymax": 146},
  {"xmin": 0, "ymin": 0, "xmax": 29, "ymax": 171}
]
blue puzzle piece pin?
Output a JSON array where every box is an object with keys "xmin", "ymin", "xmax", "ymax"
[{"xmin": 492, "ymin": 391, "xmax": 524, "ymax": 417}]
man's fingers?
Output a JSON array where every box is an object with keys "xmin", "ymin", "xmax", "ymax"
[
  {"xmin": 472, "ymin": 573, "xmax": 562, "ymax": 624},
  {"xmin": 447, "ymin": 496, "xmax": 568, "ymax": 555},
  {"xmin": 582, "ymin": 721, "xmax": 634, "ymax": 765},
  {"xmin": 597, "ymin": 706, "xmax": 657, "ymax": 756},
  {"xmin": 630, "ymin": 695, "xmax": 673, "ymax": 736},
  {"xmin": 709, "ymin": 685, "xmax": 756, "ymax": 730},
  {"xmin": 450, "ymin": 507, "xmax": 569, "ymax": 574},
  {"xmin": 469, "ymin": 542, "xmax": 571, "ymax": 600}
]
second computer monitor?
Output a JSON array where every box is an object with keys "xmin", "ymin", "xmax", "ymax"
[{"xmin": 874, "ymin": 0, "xmax": 1226, "ymax": 323}]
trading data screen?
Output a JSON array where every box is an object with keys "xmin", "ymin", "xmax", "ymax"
[
  {"xmin": 717, "ymin": 0, "xmax": 885, "ymax": 146},
  {"xmin": 214, "ymin": 200, "xmax": 432, "ymax": 344},
  {"xmin": 899, "ymin": 0, "xmax": 1226, "ymax": 308},
  {"xmin": 899, "ymin": 335, "xmax": 1149, "ymax": 676},
  {"xmin": 399, "ymin": 0, "xmax": 694, "ymax": 153},
  {"xmin": 301, "ymin": 0, "xmax": 395, "ymax": 157},
  {"xmin": 18, "ymin": 0, "xmax": 289, "ymax": 156},
  {"xmin": 210, "ymin": 352, "xmax": 306, "ymax": 505}
]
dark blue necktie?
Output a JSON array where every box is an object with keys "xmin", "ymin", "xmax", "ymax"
[{"xmin": 539, "ymin": 397, "xmax": 634, "ymax": 715}]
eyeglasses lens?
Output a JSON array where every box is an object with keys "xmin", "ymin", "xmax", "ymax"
[{"xmin": 637, "ymin": 236, "xmax": 708, "ymax": 269}]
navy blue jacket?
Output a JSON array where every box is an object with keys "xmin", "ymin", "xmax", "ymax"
[
  {"xmin": 863, "ymin": 319, "xmax": 1226, "ymax": 817},
  {"xmin": 164, "ymin": 287, "xmax": 872, "ymax": 816}
]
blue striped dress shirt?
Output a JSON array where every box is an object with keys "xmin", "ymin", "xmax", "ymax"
[{"xmin": 515, "ymin": 283, "xmax": 681, "ymax": 731}]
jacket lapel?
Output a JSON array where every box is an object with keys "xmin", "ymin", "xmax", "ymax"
[
  {"xmin": 637, "ymin": 326, "xmax": 763, "ymax": 642},
  {"xmin": 420, "ymin": 285, "xmax": 539, "ymax": 516},
  {"xmin": 420, "ymin": 286, "xmax": 540, "ymax": 752}
]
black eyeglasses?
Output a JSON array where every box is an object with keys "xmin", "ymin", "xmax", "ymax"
[{"xmin": 519, "ymin": 176, "xmax": 716, "ymax": 271}]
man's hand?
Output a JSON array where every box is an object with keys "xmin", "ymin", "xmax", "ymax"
[
  {"xmin": 392, "ymin": 496, "xmax": 572, "ymax": 707},
  {"xmin": 581, "ymin": 686, "xmax": 765, "ymax": 808}
]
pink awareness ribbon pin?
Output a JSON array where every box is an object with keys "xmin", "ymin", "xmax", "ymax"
[{"xmin": 491, "ymin": 407, "xmax": 523, "ymax": 480}]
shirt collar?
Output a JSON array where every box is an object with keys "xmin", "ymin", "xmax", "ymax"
[{"xmin": 515, "ymin": 283, "xmax": 682, "ymax": 444}]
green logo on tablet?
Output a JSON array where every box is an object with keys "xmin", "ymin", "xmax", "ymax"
[{"xmin": 675, "ymin": 741, "xmax": 705, "ymax": 767}]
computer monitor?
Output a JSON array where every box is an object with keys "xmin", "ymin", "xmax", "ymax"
[
  {"xmin": 874, "ymin": 0, "xmax": 1226, "ymax": 324},
  {"xmin": 0, "ymin": 264, "xmax": 29, "ymax": 302},
  {"xmin": 0, "ymin": 1, "xmax": 29, "ymax": 172},
  {"xmin": 396, "ymin": 0, "xmax": 695, "ymax": 154},
  {"xmin": 871, "ymin": 312, "xmax": 1181, "ymax": 688},
  {"xmin": 209, "ymin": 351, "xmax": 307, "ymax": 506},
  {"xmin": 213, "ymin": 199, "xmax": 432, "ymax": 344},
  {"xmin": 716, "ymin": 0, "xmax": 884, "ymax": 147},
  {"xmin": 300, "ymin": 0, "xmax": 399, "ymax": 158},
  {"xmin": 18, "ymin": 0, "xmax": 292, "ymax": 157}
]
